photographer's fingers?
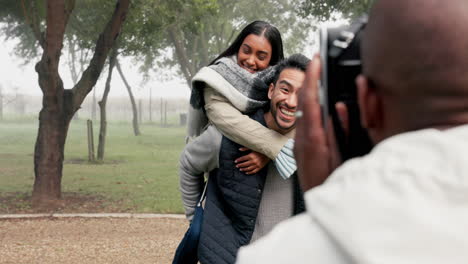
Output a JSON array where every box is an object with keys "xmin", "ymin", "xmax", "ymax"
[
  {"xmin": 335, "ymin": 102, "xmax": 349, "ymax": 137},
  {"xmin": 309, "ymin": 56, "xmax": 323, "ymax": 128},
  {"xmin": 295, "ymin": 55, "xmax": 332, "ymax": 191},
  {"xmin": 326, "ymin": 117, "xmax": 342, "ymax": 170},
  {"xmin": 297, "ymin": 56, "xmax": 325, "ymax": 138},
  {"xmin": 296, "ymin": 56, "xmax": 319, "ymax": 152}
]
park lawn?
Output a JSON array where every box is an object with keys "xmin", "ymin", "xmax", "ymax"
[{"xmin": 0, "ymin": 118, "xmax": 187, "ymax": 214}]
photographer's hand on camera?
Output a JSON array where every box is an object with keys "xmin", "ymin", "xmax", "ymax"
[{"xmin": 294, "ymin": 56, "xmax": 344, "ymax": 192}]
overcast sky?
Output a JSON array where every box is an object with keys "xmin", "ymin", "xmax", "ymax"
[{"xmin": 0, "ymin": 38, "xmax": 191, "ymax": 100}]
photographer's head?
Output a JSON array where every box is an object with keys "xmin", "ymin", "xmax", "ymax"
[
  {"xmin": 358, "ymin": 0, "xmax": 468, "ymax": 144},
  {"xmin": 265, "ymin": 54, "xmax": 310, "ymax": 134}
]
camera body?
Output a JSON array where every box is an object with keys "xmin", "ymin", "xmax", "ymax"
[{"xmin": 319, "ymin": 16, "xmax": 373, "ymax": 161}]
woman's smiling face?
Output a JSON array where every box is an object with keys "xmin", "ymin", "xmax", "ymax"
[{"xmin": 237, "ymin": 33, "xmax": 272, "ymax": 73}]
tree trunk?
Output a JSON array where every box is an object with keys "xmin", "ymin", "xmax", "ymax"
[
  {"xmin": 138, "ymin": 99, "xmax": 142, "ymax": 124},
  {"xmin": 199, "ymin": 28, "xmax": 209, "ymax": 67},
  {"xmin": 97, "ymin": 48, "xmax": 117, "ymax": 161},
  {"xmin": 92, "ymin": 87, "xmax": 97, "ymax": 120},
  {"xmin": 33, "ymin": 93, "xmax": 72, "ymax": 204},
  {"xmin": 68, "ymin": 38, "xmax": 79, "ymax": 84},
  {"xmin": 116, "ymin": 59, "xmax": 141, "ymax": 136},
  {"xmin": 168, "ymin": 24, "xmax": 194, "ymax": 87},
  {"xmin": 32, "ymin": 0, "xmax": 130, "ymax": 206},
  {"xmin": 164, "ymin": 100, "xmax": 168, "ymax": 126},
  {"xmin": 160, "ymin": 97, "xmax": 163, "ymax": 126},
  {"xmin": 32, "ymin": 0, "xmax": 73, "ymax": 206},
  {"xmin": 149, "ymin": 87, "xmax": 152, "ymax": 122}
]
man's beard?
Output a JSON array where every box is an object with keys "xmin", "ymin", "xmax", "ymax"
[{"xmin": 271, "ymin": 102, "xmax": 296, "ymax": 131}]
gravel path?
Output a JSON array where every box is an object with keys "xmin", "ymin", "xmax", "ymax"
[{"xmin": 0, "ymin": 217, "xmax": 188, "ymax": 264}]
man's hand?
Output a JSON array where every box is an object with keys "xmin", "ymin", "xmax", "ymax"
[
  {"xmin": 294, "ymin": 55, "xmax": 342, "ymax": 192},
  {"xmin": 235, "ymin": 148, "xmax": 270, "ymax": 175}
]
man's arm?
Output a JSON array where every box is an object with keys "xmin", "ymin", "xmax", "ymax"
[{"xmin": 179, "ymin": 126, "xmax": 222, "ymax": 220}]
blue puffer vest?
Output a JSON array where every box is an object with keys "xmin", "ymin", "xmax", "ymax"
[{"xmin": 198, "ymin": 109, "xmax": 305, "ymax": 264}]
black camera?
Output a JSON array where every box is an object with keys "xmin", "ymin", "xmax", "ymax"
[{"xmin": 319, "ymin": 16, "xmax": 373, "ymax": 161}]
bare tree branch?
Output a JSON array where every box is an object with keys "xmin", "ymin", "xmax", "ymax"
[
  {"xmin": 71, "ymin": 0, "xmax": 130, "ymax": 111},
  {"xmin": 168, "ymin": 23, "xmax": 193, "ymax": 86},
  {"xmin": 20, "ymin": 0, "xmax": 45, "ymax": 48}
]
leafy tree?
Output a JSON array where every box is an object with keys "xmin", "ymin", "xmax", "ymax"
[
  {"xmin": 0, "ymin": 0, "xmax": 42, "ymax": 60},
  {"xmin": 228, "ymin": 0, "xmax": 313, "ymax": 55},
  {"xmin": 2, "ymin": 1, "xmax": 152, "ymax": 163},
  {"xmin": 135, "ymin": 0, "xmax": 314, "ymax": 87},
  {"xmin": 0, "ymin": 0, "xmax": 316, "ymax": 206},
  {"xmin": 299, "ymin": 0, "xmax": 375, "ymax": 21},
  {"xmin": 0, "ymin": 0, "xmax": 130, "ymax": 206}
]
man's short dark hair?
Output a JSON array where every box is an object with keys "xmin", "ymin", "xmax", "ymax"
[
  {"xmin": 269, "ymin": 53, "xmax": 310, "ymax": 85},
  {"xmin": 252, "ymin": 54, "xmax": 310, "ymax": 108},
  {"xmin": 253, "ymin": 54, "xmax": 310, "ymax": 112}
]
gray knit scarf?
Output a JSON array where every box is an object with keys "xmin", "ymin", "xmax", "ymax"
[{"xmin": 190, "ymin": 56, "xmax": 276, "ymax": 114}]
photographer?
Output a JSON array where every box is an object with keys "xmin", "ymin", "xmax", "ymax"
[{"xmin": 236, "ymin": 0, "xmax": 468, "ymax": 263}]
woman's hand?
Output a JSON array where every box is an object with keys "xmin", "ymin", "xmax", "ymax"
[{"xmin": 235, "ymin": 148, "xmax": 270, "ymax": 175}]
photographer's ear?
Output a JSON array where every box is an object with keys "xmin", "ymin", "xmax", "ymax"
[{"xmin": 356, "ymin": 74, "xmax": 383, "ymax": 141}]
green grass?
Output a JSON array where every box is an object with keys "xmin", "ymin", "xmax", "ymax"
[{"xmin": 0, "ymin": 119, "xmax": 187, "ymax": 214}]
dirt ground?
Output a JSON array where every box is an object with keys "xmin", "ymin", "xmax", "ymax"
[
  {"xmin": 0, "ymin": 192, "xmax": 132, "ymax": 214},
  {"xmin": 0, "ymin": 217, "xmax": 188, "ymax": 264}
]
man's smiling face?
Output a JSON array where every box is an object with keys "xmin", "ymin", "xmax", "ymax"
[{"xmin": 267, "ymin": 68, "xmax": 305, "ymax": 134}]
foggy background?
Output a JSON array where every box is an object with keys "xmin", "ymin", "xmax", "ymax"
[
  {"xmin": 0, "ymin": 1, "xmax": 374, "ymax": 262},
  {"xmin": 0, "ymin": 0, "xmax": 369, "ymax": 213},
  {"xmin": 0, "ymin": 37, "xmax": 190, "ymax": 122}
]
